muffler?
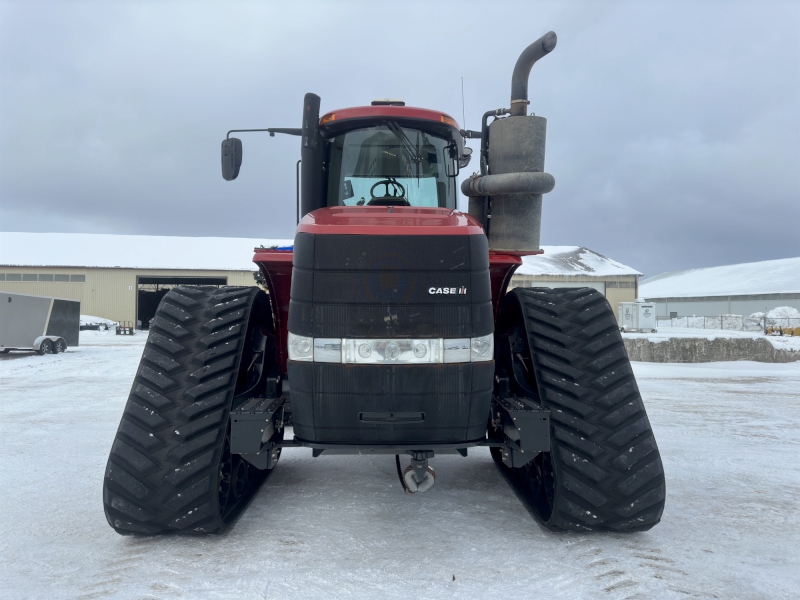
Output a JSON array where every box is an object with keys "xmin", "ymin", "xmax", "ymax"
[{"xmin": 466, "ymin": 32, "xmax": 557, "ymax": 252}]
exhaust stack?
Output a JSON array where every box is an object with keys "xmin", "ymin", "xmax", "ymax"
[{"xmin": 464, "ymin": 32, "xmax": 557, "ymax": 252}]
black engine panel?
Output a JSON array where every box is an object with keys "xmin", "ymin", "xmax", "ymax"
[{"xmin": 288, "ymin": 232, "xmax": 494, "ymax": 444}]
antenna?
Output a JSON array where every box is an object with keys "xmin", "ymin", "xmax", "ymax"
[{"xmin": 461, "ymin": 77, "xmax": 467, "ymax": 131}]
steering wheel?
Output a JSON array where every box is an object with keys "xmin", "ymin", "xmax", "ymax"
[{"xmin": 368, "ymin": 179, "xmax": 409, "ymax": 206}]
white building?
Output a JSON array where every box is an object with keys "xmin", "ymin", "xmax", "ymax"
[{"xmin": 639, "ymin": 257, "xmax": 800, "ymax": 318}]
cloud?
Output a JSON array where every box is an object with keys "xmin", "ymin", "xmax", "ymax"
[{"xmin": 1, "ymin": 0, "xmax": 798, "ymax": 277}]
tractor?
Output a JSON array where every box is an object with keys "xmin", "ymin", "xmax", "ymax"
[{"xmin": 103, "ymin": 32, "xmax": 665, "ymax": 534}]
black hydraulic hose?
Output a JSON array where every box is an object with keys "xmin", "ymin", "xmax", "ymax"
[
  {"xmin": 395, "ymin": 455, "xmax": 411, "ymax": 493},
  {"xmin": 479, "ymin": 108, "xmax": 508, "ymax": 176},
  {"xmin": 509, "ymin": 31, "xmax": 557, "ymax": 116},
  {"xmin": 477, "ymin": 108, "xmax": 509, "ymax": 238}
]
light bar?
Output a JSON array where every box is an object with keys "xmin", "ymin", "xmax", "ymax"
[
  {"xmin": 343, "ymin": 338, "xmax": 441, "ymax": 365},
  {"xmin": 287, "ymin": 334, "xmax": 493, "ymax": 364}
]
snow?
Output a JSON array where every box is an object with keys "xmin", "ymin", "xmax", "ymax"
[
  {"xmin": 0, "ymin": 232, "xmax": 293, "ymax": 271},
  {"xmin": 766, "ymin": 306, "xmax": 800, "ymax": 320},
  {"xmin": 623, "ymin": 328, "xmax": 800, "ymax": 352},
  {"xmin": 2, "ymin": 332, "xmax": 800, "ymax": 598},
  {"xmin": 516, "ymin": 246, "xmax": 641, "ymax": 277},
  {"xmin": 640, "ymin": 256, "xmax": 800, "ymax": 298}
]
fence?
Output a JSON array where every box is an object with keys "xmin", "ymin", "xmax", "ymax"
[{"xmin": 656, "ymin": 315, "xmax": 800, "ymax": 332}]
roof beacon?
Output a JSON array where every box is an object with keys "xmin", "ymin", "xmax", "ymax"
[{"xmin": 371, "ymin": 98, "xmax": 405, "ymax": 106}]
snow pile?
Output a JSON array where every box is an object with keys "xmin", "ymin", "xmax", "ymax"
[
  {"xmin": 640, "ymin": 256, "xmax": 800, "ymax": 298},
  {"xmin": 516, "ymin": 246, "xmax": 641, "ymax": 277},
  {"xmin": 0, "ymin": 232, "xmax": 294, "ymax": 271},
  {"xmin": 765, "ymin": 306, "xmax": 800, "ymax": 328}
]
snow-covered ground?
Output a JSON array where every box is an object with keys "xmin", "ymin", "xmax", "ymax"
[
  {"xmin": 623, "ymin": 327, "xmax": 800, "ymax": 353},
  {"xmin": 2, "ymin": 332, "xmax": 799, "ymax": 599}
]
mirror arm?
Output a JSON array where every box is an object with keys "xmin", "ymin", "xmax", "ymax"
[{"xmin": 226, "ymin": 128, "xmax": 302, "ymax": 139}]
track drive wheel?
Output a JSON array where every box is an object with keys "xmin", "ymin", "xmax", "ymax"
[
  {"xmin": 494, "ymin": 287, "xmax": 666, "ymax": 531},
  {"xmin": 103, "ymin": 286, "xmax": 278, "ymax": 535}
]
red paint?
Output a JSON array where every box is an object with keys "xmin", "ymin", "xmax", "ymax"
[
  {"xmin": 488, "ymin": 252, "xmax": 524, "ymax": 322},
  {"xmin": 321, "ymin": 105, "xmax": 459, "ymax": 130},
  {"xmin": 253, "ymin": 249, "xmax": 293, "ymax": 374},
  {"xmin": 297, "ymin": 206, "xmax": 485, "ymax": 236}
]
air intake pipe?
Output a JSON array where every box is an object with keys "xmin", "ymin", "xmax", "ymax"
[{"xmin": 465, "ymin": 32, "xmax": 557, "ymax": 252}]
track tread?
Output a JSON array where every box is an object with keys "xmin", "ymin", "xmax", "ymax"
[
  {"xmin": 103, "ymin": 286, "xmax": 274, "ymax": 535},
  {"xmin": 499, "ymin": 287, "xmax": 666, "ymax": 532}
]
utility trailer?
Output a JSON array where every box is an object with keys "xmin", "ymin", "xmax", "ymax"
[
  {"xmin": 104, "ymin": 32, "xmax": 666, "ymax": 535},
  {"xmin": 619, "ymin": 300, "xmax": 658, "ymax": 333},
  {"xmin": 0, "ymin": 292, "xmax": 79, "ymax": 355}
]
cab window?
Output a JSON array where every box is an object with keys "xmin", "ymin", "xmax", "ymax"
[{"xmin": 325, "ymin": 125, "xmax": 457, "ymax": 208}]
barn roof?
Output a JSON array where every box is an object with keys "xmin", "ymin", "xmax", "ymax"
[
  {"xmin": 515, "ymin": 246, "xmax": 642, "ymax": 277},
  {"xmin": 640, "ymin": 257, "xmax": 800, "ymax": 298},
  {"xmin": 0, "ymin": 232, "xmax": 292, "ymax": 271}
]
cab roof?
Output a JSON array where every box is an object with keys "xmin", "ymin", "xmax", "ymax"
[{"xmin": 320, "ymin": 105, "xmax": 460, "ymax": 132}]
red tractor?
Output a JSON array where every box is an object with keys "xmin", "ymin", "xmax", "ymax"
[{"xmin": 103, "ymin": 32, "xmax": 665, "ymax": 534}]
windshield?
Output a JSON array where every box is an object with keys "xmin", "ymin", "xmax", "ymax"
[{"xmin": 325, "ymin": 125, "xmax": 457, "ymax": 208}]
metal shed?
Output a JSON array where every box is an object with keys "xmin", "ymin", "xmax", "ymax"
[
  {"xmin": 640, "ymin": 256, "xmax": 800, "ymax": 318},
  {"xmin": 509, "ymin": 246, "xmax": 642, "ymax": 318},
  {"xmin": 0, "ymin": 232, "xmax": 291, "ymax": 327}
]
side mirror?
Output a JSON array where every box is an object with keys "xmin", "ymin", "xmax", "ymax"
[
  {"xmin": 458, "ymin": 146, "xmax": 473, "ymax": 169},
  {"xmin": 221, "ymin": 138, "xmax": 242, "ymax": 181},
  {"xmin": 444, "ymin": 142, "xmax": 460, "ymax": 178}
]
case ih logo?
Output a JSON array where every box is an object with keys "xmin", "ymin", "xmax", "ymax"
[{"xmin": 428, "ymin": 286, "xmax": 467, "ymax": 295}]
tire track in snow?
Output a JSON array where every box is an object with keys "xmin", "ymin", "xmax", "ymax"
[{"xmin": 573, "ymin": 538, "xmax": 719, "ymax": 600}]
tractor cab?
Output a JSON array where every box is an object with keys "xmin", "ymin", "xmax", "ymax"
[{"xmin": 319, "ymin": 102, "xmax": 468, "ymax": 210}]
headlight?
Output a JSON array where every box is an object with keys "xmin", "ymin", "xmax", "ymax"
[
  {"xmin": 313, "ymin": 338, "xmax": 342, "ymax": 363},
  {"xmin": 342, "ymin": 339, "xmax": 441, "ymax": 364},
  {"xmin": 289, "ymin": 334, "xmax": 494, "ymax": 364},
  {"xmin": 443, "ymin": 338, "xmax": 471, "ymax": 363},
  {"xmin": 288, "ymin": 332, "xmax": 313, "ymax": 361},
  {"xmin": 470, "ymin": 333, "xmax": 494, "ymax": 362}
]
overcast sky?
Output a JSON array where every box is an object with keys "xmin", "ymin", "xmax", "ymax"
[{"xmin": 1, "ymin": 0, "xmax": 798, "ymax": 277}]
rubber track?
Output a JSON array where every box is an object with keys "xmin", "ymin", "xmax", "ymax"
[
  {"xmin": 500, "ymin": 287, "xmax": 666, "ymax": 531},
  {"xmin": 103, "ymin": 286, "xmax": 268, "ymax": 534}
]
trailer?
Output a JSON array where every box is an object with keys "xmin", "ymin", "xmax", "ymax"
[
  {"xmin": 619, "ymin": 299, "xmax": 658, "ymax": 332},
  {"xmin": 0, "ymin": 292, "xmax": 80, "ymax": 355}
]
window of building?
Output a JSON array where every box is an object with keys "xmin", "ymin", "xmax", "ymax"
[{"xmin": 0, "ymin": 272, "xmax": 85, "ymax": 282}]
